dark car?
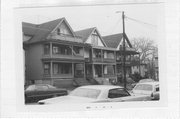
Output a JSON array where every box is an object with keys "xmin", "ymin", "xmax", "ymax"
[{"xmin": 25, "ymin": 84, "xmax": 68, "ymax": 103}]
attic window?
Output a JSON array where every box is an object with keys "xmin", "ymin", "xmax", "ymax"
[{"xmin": 57, "ymin": 28, "xmax": 60, "ymax": 35}]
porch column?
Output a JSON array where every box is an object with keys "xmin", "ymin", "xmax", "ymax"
[
  {"xmin": 114, "ymin": 51, "xmax": 116, "ymax": 61},
  {"xmin": 101, "ymin": 49, "xmax": 103, "ymax": 62},
  {"xmin": 83, "ymin": 46, "xmax": 85, "ymax": 57},
  {"xmin": 101, "ymin": 64, "xmax": 104, "ymax": 77},
  {"xmin": 50, "ymin": 61, "xmax": 53, "ymax": 85},
  {"xmin": 92, "ymin": 64, "xmax": 95, "ymax": 78},
  {"xmin": 71, "ymin": 45, "xmax": 73, "ymax": 58},
  {"xmin": 50, "ymin": 42, "xmax": 52, "ymax": 58},
  {"xmin": 139, "ymin": 54, "xmax": 141, "ymax": 76},
  {"xmin": 115, "ymin": 64, "xmax": 117, "ymax": 75},
  {"xmin": 72, "ymin": 63, "xmax": 74, "ymax": 78},
  {"xmin": 84, "ymin": 62, "xmax": 86, "ymax": 79},
  {"xmin": 130, "ymin": 55, "xmax": 132, "ymax": 74},
  {"xmin": 91, "ymin": 48, "xmax": 93, "ymax": 59}
]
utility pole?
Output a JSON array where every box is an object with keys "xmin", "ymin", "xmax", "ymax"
[{"xmin": 122, "ymin": 11, "xmax": 127, "ymax": 89}]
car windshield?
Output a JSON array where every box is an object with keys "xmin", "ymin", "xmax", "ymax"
[
  {"xmin": 36, "ymin": 85, "xmax": 49, "ymax": 90},
  {"xmin": 139, "ymin": 79, "xmax": 154, "ymax": 83},
  {"xmin": 134, "ymin": 84, "xmax": 153, "ymax": 91},
  {"xmin": 26, "ymin": 85, "xmax": 35, "ymax": 91},
  {"xmin": 69, "ymin": 88, "xmax": 101, "ymax": 99}
]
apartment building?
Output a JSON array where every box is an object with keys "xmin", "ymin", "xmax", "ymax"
[{"xmin": 23, "ymin": 17, "xmax": 140, "ymax": 88}]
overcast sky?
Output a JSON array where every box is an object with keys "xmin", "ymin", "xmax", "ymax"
[{"xmin": 17, "ymin": 3, "xmax": 164, "ymax": 44}]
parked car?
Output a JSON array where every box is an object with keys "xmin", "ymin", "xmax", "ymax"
[
  {"xmin": 131, "ymin": 78, "xmax": 155, "ymax": 88},
  {"xmin": 38, "ymin": 85, "xmax": 152, "ymax": 105},
  {"xmin": 131, "ymin": 81, "xmax": 159, "ymax": 100},
  {"xmin": 25, "ymin": 84, "xmax": 68, "ymax": 103},
  {"xmin": 139, "ymin": 79, "xmax": 155, "ymax": 83}
]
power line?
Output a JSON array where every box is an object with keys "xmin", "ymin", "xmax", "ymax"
[
  {"xmin": 16, "ymin": 2, "xmax": 164, "ymax": 9},
  {"xmin": 109, "ymin": 17, "xmax": 122, "ymax": 34},
  {"xmin": 125, "ymin": 16, "xmax": 157, "ymax": 27}
]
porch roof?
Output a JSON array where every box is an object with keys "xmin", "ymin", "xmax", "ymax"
[
  {"xmin": 118, "ymin": 47, "xmax": 139, "ymax": 55},
  {"xmin": 92, "ymin": 46, "xmax": 117, "ymax": 51}
]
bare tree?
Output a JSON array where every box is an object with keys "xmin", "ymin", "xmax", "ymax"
[
  {"xmin": 131, "ymin": 37, "xmax": 158, "ymax": 63},
  {"xmin": 131, "ymin": 37, "xmax": 158, "ymax": 79}
]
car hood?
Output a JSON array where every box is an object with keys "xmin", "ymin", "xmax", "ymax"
[{"xmin": 38, "ymin": 95, "xmax": 96, "ymax": 104}]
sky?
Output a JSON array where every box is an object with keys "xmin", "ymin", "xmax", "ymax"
[{"xmin": 16, "ymin": 2, "xmax": 164, "ymax": 44}]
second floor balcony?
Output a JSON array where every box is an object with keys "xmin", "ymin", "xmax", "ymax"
[
  {"xmin": 91, "ymin": 48, "xmax": 116, "ymax": 63},
  {"xmin": 43, "ymin": 43, "xmax": 84, "ymax": 61}
]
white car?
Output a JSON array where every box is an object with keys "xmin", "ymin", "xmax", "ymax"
[
  {"xmin": 131, "ymin": 81, "xmax": 160, "ymax": 100},
  {"xmin": 38, "ymin": 85, "xmax": 152, "ymax": 105}
]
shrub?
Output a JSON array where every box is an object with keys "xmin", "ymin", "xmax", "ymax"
[{"xmin": 130, "ymin": 72, "xmax": 142, "ymax": 82}]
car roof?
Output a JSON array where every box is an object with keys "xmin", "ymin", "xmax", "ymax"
[
  {"xmin": 139, "ymin": 79, "xmax": 155, "ymax": 82},
  {"xmin": 138, "ymin": 81, "xmax": 159, "ymax": 85},
  {"xmin": 28, "ymin": 84, "xmax": 52, "ymax": 87},
  {"xmin": 77, "ymin": 85, "xmax": 124, "ymax": 90}
]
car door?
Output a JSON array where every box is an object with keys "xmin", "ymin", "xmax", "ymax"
[
  {"xmin": 107, "ymin": 88, "xmax": 131, "ymax": 102},
  {"xmin": 35, "ymin": 85, "xmax": 50, "ymax": 100}
]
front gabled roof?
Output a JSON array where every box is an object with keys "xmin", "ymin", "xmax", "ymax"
[
  {"xmin": 75, "ymin": 27, "xmax": 95, "ymax": 42},
  {"xmin": 75, "ymin": 27, "xmax": 107, "ymax": 47},
  {"xmin": 23, "ymin": 17, "xmax": 75, "ymax": 44},
  {"xmin": 102, "ymin": 33, "xmax": 132, "ymax": 49}
]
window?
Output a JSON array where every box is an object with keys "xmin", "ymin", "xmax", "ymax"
[
  {"xmin": 56, "ymin": 23, "xmax": 71, "ymax": 36},
  {"xmin": 86, "ymin": 65, "xmax": 92, "ymax": 75},
  {"xmin": 44, "ymin": 44, "xmax": 50, "ymax": 54},
  {"xmin": 52, "ymin": 45, "xmax": 72, "ymax": 55},
  {"xmin": 44, "ymin": 63, "xmax": 50, "ymax": 75},
  {"xmin": 53, "ymin": 63, "xmax": 72, "ymax": 75},
  {"xmin": 73, "ymin": 46, "xmax": 83, "ymax": 56},
  {"xmin": 53, "ymin": 63, "xmax": 59, "ymax": 74},
  {"xmin": 94, "ymin": 49, "xmax": 101, "ymax": 58},
  {"xmin": 104, "ymin": 65, "xmax": 114, "ymax": 75},
  {"xmin": 57, "ymin": 28, "xmax": 60, "ymax": 35},
  {"xmin": 108, "ymin": 88, "xmax": 130, "ymax": 98},
  {"xmin": 107, "ymin": 52, "xmax": 115, "ymax": 59},
  {"xmin": 53, "ymin": 46, "xmax": 59, "ymax": 54},
  {"xmin": 107, "ymin": 65, "xmax": 114, "ymax": 75},
  {"xmin": 57, "ymin": 27, "xmax": 67, "ymax": 35},
  {"xmin": 91, "ymin": 34, "xmax": 98, "ymax": 46},
  {"xmin": 74, "ymin": 63, "xmax": 84, "ymax": 78},
  {"xmin": 94, "ymin": 65, "xmax": 102, "ymax": 77}
]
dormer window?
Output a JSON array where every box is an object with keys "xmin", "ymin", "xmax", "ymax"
[{"xmin": 57, "ymin": 28, "xmax": 61, "ymax": 35}]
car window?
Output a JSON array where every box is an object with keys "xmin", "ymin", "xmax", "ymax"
[
  {"xmin": 134, "ymin": 84, "xmax": 153, "ymax": 91},
  {"xmin": 69, "ymin": 88, "xmax": 101, "ymax": 99},
  {"xmin": 47, "ymin": 85, "xmax": 56, "ymax": 89},
  {"xmin": 108, "ymin": 88, "xmax": 130, "ymax": 98},
  {"xmin": 26, "ymin": 85, "xmax": 35, "ymax": 91},
  {"xmin": 35, "ymin": 85, "xmax": 49, "ymax": 91}
]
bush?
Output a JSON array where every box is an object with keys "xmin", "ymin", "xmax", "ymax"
[{"xmin": 130, "ymin": 72, "xmax": 142, "ymax": 82}]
